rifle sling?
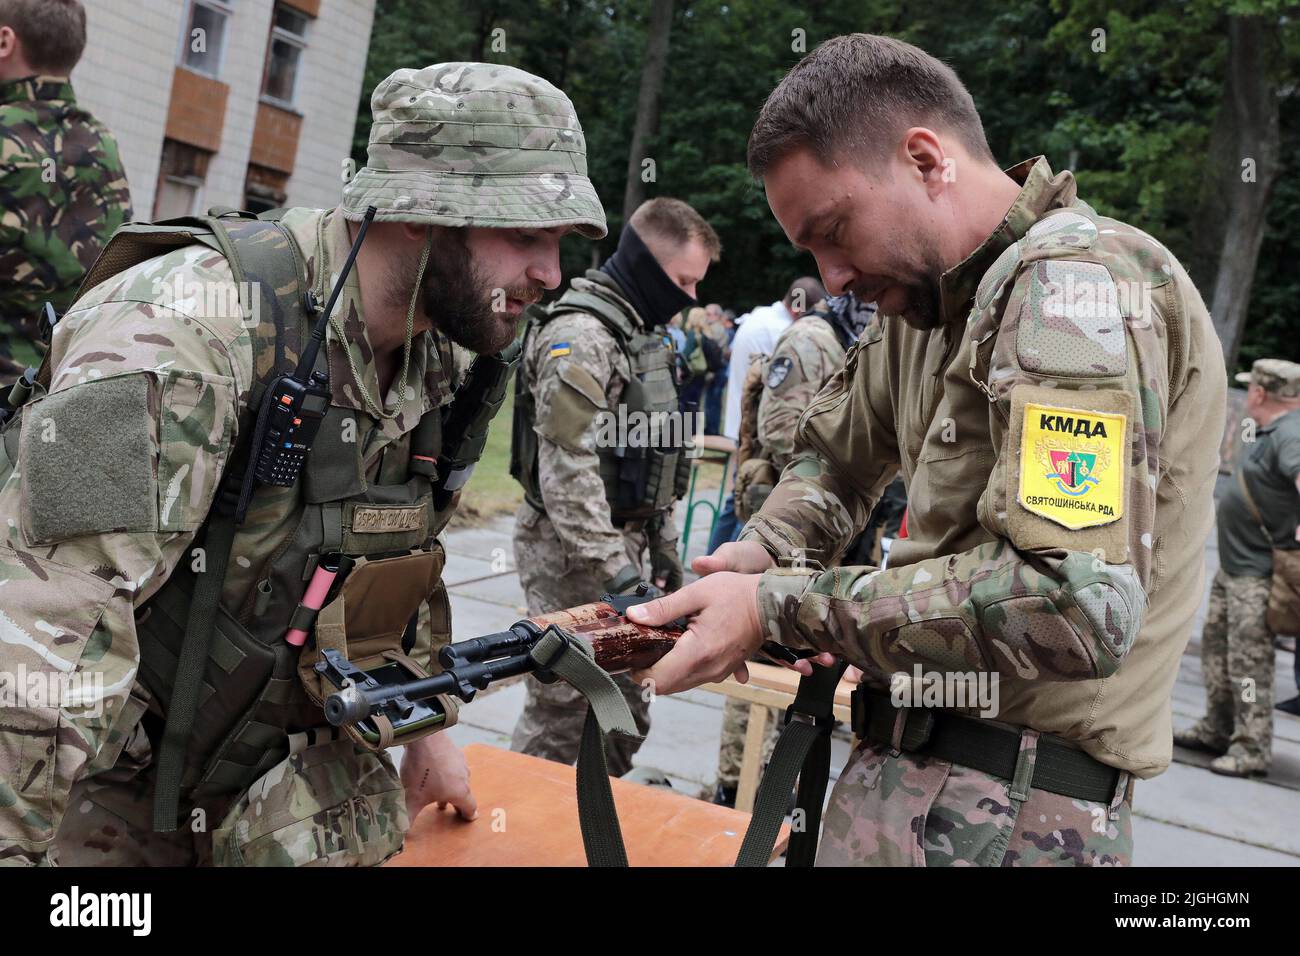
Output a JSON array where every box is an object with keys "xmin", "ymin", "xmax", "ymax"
[
  {"xmin": 735, "ymin": 661, "xmax": 846, "ymax": 867},
  {"xmin": 527, "ymin": 628, "xmax": 640, "ymax": 866}
]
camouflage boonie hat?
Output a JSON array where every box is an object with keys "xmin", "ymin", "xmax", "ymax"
[
  {"xmin": 342, "ymin": 63, "xmax": 607, "ymax": 239},
  {"xmin": 1235, "ymin": 358, "xmax": 1300, "ymax": 398}
]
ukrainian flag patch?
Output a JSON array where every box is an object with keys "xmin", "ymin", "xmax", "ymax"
[{"xmin": 549, "ymin": 342, "xmax": 572, "ymax": 358}]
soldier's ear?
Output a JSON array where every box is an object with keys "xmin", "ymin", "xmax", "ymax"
[
  {"xmin": 398, "ymin": 223, "xmax": 427, "ymax": 243},
  {"xmin": 0, "ymin": 26, "xmax": 18, "ymax": 59}
]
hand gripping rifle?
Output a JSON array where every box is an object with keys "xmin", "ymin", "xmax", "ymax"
[{"xmin": 317, "ymin": 585, "xmax": 685, "ymax": 737}]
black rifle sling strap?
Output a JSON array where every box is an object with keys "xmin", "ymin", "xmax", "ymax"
[
  {"xmin": 734, "ymin": 660, "xmax": 846, "ymax": 867},
  {"xmin": 150, "ymin": 488, "xmax": 240, "ymax": 831},
  {"xmin": 152, "ymin": 214, "xmax": 298, "ymax": 831},
  {"xmin": 527, "ymin": 628, "xmax": 640, "ymax": 866}
]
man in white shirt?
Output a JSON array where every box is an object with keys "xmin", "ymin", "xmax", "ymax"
[{"xmin": 723, "ymin": 278, "xmax": 825, "ymax": 440}]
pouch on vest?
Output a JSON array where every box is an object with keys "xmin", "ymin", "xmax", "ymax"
[{"xmin": 296, "ymin": 548, "xmax": 460, "ymax": 751}]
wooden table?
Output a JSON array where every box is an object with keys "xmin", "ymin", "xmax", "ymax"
[
  {"xmin": 699, "ymin": 663, "xmax": 856, "ymax": 813},
  {"xmin": 387, "ymin": 744, "xmax": 788, "ymax": 867}
]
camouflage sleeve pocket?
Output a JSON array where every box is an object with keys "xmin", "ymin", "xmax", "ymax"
[
  {"xmin": 536, "ymin": 361, "xmax": 605, "ymax": 451},
  {"xmin": 0, "ymin": 547, "xmax": 118, "ymax": 860},
  {"xmin": 157, "ymin": 369, "xmax": 236, "ymax": 532}
]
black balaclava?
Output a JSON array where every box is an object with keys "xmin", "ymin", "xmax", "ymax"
[{"xmin": 600, "ymin": 223, "xmax": 696, "ymax": 328}]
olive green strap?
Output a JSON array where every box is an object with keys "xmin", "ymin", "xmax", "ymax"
[
  {"xmin": 152, "ymin": 509, "xmax": 238, "ymax": 831},
  {"xmin": 527, "ymin": 629, "xmax": 639, "ymax": 866},
  {"xmin": 735, "ymin": 661, "xmax": 845, "ymax": 867}
]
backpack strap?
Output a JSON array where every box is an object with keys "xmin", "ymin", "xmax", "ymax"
[{"xmin": 150, "ymin": 211, "xmax": 312, "ymax": 831}]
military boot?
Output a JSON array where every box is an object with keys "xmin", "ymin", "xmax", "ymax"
[
  {"xmin": 1172, "ymin": 721, "xmax": 1230, "ymax": 755},
  {"xmin": 1208, "ymin": 746, "xmax": 1269, "ymax": 778}
]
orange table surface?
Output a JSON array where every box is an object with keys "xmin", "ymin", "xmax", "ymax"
[{"xmin": 387, "ymin": 743, "xmax": 788, "ymax": 867}]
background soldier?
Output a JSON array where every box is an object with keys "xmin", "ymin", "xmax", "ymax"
[
  {"xmin": 1177, "ymin": 358, "xmax": 1300, "ymax": 777},
  {"xmin": 0, "ymin": 63, "xmax": 606, "ymax": 866},
  {"xmin": 510, "ymin": 197, "xmax": 720, "ymax": 776},
  {"xmin": 0, "ymin": 0, "xmax": 131, "ymax": 384},
  {"xmin": 628, "ymin": 33, "xmax": 1226, "ymax": 867}
]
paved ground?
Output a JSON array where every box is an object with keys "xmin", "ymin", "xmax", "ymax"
[{"xmin": 427, "ymin": 504, "xmax": 1300, "ymax": 867}]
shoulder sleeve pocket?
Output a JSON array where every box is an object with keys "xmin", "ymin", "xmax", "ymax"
[
  {"xmin": 158, "ymin": 369, "xmax": 236, "ymax": 532},
  {"xmin": 536, "ymin": 360, "xmax": 606, "ymax": 451}
]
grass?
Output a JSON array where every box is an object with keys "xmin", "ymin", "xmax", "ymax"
[
  {"xmin": 452, "ymin": 387, "xmax": 524, "ymax": 526},
  {"xmin": 449, "ymin": 387, "xmax": 732, "ymax": 527}
]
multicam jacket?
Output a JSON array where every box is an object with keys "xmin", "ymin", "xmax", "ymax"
[{"xmin": 744, "ymin": 157, "xmax": 1227, "ymax": 777}]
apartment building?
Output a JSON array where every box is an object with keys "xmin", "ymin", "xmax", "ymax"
[{"xmin": 74, "ymin": 0, "xmax": 377, "ymax": 219}]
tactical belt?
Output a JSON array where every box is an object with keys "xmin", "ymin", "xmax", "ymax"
[{"xmin": 850, "ymin": 687, "xmax": 1121, "ymax": 803}]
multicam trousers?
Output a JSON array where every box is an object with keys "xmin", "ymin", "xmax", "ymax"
[
  {"xmin": 49, "ymin": 726, "xmax": 409, "ymax": 867},
  {"xmin": 716, "ymin": 696, "xmax": 781, "ymax": 790},
  {"xmin": 816, "ymin": 734, "xmax": 1133, "ymax": 867},
  {"xmin": 1198, "ymin": 569, "xmax": 1275, "ymax": 761},
  {"xmin": 510, "ymin": 507, "xmax": 653, "ymax": 776}
]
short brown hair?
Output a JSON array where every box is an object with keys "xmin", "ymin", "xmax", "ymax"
[
  {"xmin": 748, "ymin": 33, "xmax": 994, "ymax": 178},
  {"xmin": 0, "ymin": 0, "xmax": 86, "ymax": 75},
  {"xmin": 630, "ymin": 197, "xmax": 722, "ymax": 262}
]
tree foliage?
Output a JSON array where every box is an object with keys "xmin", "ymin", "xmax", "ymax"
[{"xmin": 354, "ymin": 0, "xmax": 1300, "ymax": 371}]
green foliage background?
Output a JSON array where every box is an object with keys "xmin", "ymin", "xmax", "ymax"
[{"xmin": 354, "ymin": 0, "xmax": 1300, "ymax": 373}]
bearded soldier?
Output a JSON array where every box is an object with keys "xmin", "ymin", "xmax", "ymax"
[
  {"xmin": 0, "ymin": 63, "xmax": 606, "ymax": 866},
  {"xmin": 629, "ymin": 34, "xmax": 1225, "ymax": 867},
  {"xmin": 510, "ymin": 198, "xmax": 719, "ymax": 775}
]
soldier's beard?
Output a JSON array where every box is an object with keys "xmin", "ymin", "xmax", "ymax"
[
  {"xmin": 393, "ymin": 230, "xmax": 531, "ymax": 355},
  {"xmin": 858, "ymin": 242, "xmax": 946, "ymax": 331}
]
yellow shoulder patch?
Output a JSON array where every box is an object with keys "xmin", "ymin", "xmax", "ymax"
[{"xmin": 1018, "ymin": 401, "xmax": 1126, "ymax": 530}]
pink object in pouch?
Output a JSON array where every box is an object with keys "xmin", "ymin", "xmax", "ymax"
[{"xmin": 286, "ymin": 561, "xmax": 339, "ymax": 646}]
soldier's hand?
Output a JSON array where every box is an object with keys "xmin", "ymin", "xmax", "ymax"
[
  {"xmin": 400, "ymin": 732, "xmax": 478, "ymax": 823},
  {"xmin": 692, "ymin": 540, "xmax": 775, "ymax": 576},
  {"xmin": 626, "ymin": 571, "xmax": 764, "ymax": 695}
]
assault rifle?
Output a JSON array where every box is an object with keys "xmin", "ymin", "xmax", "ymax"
[{"xmin": 318, "ymin": 586, "xmax": 686, "ymax": 734}]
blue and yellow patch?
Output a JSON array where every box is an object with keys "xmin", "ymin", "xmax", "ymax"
[{"xmin": 549, "ymin": 342, "xmax": 572, "ymax": 358}]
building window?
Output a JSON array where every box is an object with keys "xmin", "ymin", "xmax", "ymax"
[
  {"xmin": 261, "ymin": 4, "xmax": 309, "ymax": 108},
  {"xmin": 179, "ymin": 0, "xmax": 234, "ymax": 78},
  {"xmin": 154, "ymin": 139, "xmax": 212, "ymax": 220},
  {"xmin": 244, "ymin": 164, "xmax": 289, "ymax": 215}
]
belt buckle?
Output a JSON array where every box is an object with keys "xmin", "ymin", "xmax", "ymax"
[{"xmin": 783, "ymin": 701, "xmax": 835, "ymax": 735}]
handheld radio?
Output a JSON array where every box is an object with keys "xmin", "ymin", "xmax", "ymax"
[{"xmin": 251, "ymin": 205, "xmax": 376, "ymax": 488}]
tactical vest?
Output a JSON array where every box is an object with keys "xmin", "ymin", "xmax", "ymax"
[
  {"xmin": 733, "ymin": 312, "xmax": 849, "ymax": 523},
  {"xmin": 0, "ymin": 209, "xmax": 494, "ymax": 809},
  {"xmin": 510, "ymin": 276, "xmax": 690, "ymax": 522}
]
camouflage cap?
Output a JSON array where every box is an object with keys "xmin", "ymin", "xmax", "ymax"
[
  {"xmin": 1235, "ymin": 358, "xmax": 1300, "ymax": 398},
  {"xmin": 342, "ymin": 63, "xmax": 607, "ymax": 239}
]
